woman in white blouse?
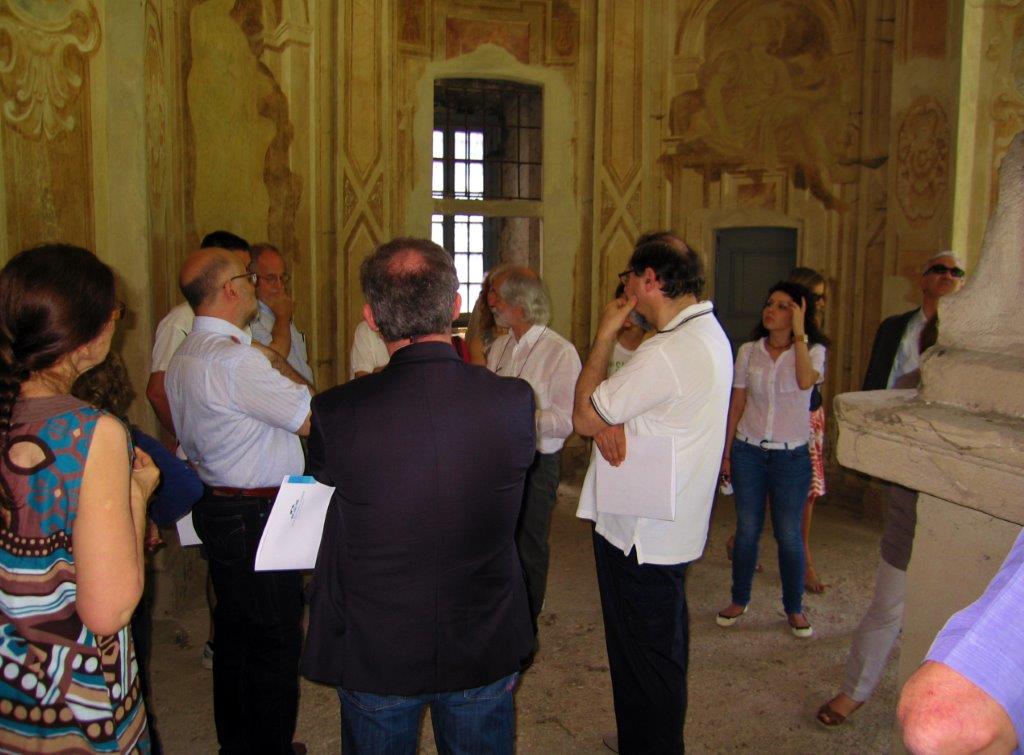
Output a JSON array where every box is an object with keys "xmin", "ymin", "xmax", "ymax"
[{"xmin": 716, "ymin": 281, "xmax": 827, "ymax": 638}]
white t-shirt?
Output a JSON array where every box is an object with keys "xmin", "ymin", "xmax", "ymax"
[
  {"xmin": 576, "ymin": 301, "xmax": 733, "ymax": 565},
  {"xmin": 607, "ymin": 340, "xmax": 636, "ymax": 377},
  {"xmin": 349, "ymin": 320, "xmax": 390, "ymax": 379},
  {"xmin": 150, "ymin": 302, "xmax": 194, "ymax": 373},
  {"xmin": 733, "ymin": 338, "xmax": 826, "ymax": 444}
]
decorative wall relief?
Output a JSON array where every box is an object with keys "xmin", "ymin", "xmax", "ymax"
[
  {"xmin": 549, "ymin": 0, "xmax": 579, "ymax": 61},
  {"xmin": 0, "ymin": 0, "xmax": 100, "ymax": 140},
  {"xmin": 667, "ymin": 0, "xmax": 864, "ymax": 210},
  {"xmin": 445, "ymin": 17, "xmax": 531, "ymax": 64},
  {"xmin": 398, "ymin": 0, "xmax": 428, "ymax": 49},
  {"xmin": 894, "ymin": 97, "xmax": 949, "ymax": 224}
]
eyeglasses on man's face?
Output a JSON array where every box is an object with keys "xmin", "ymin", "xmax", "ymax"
[
  {"xmin": 925, "ymin": 264, "xmax": 965, "ymax": 279},
  {"xmin": 257, "ymin": 273, "xmax": 290, "ymax": 285},
  {"xmin": 228, "ymin": 272, "xmax": 258, "ymax": 287},
  {"xmin": 617, "ymin": 269, "xmax": 635, "ymax": 286}
]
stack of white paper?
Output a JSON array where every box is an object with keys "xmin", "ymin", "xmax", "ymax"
[
  {"xmin": 253, "ymin": 475, "xmax": 336, "ymax": 571},
  {"xmin": 595, "ymin": 435, "xmax": 676, "ymax": 521}
]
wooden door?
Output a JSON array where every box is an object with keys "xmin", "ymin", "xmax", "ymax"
[{"xmin": 714, "ymin": 227, "xmax": 797, "ymax": 354}]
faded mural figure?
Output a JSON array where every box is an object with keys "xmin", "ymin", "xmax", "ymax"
[
  {"xmin": 894, "ymin": 98, "xmax": 950, "ymax": 223},
  {"xmin": 670, "ymin": 2, "xmax": 878, "ymax": 208}
]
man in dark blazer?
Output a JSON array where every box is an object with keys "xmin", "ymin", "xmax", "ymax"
[
  {"xmin": 817, "ymin": 250, "xmax": 965, "ymax": 726},
  {"xmin": 301, "ymin": 237, "xmax": 536, "ymax": 753},
  {"xmin": 862, "ymin": 251, "xmax": 965, "ymax": 390}
]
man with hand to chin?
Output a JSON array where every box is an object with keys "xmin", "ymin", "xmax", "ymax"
[{"xmin": 572, "ymin": 236, "xmax": 732, "ymax": 754}]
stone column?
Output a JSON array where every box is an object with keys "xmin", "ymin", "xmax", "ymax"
[{"xmin": 833, "ymin": 130, "xmax": 1024, "ymax": 750}]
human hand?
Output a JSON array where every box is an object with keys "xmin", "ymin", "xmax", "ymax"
[
  {"xmin": 131, "ymin": 448, "xmax": 160, "ymax": 505},
  {"xmin": 144, "ymin": 519, "xmax": 165, "ymax": 553},
  {"xmin": 597, "ymin": 295, "xmax": 638, "ymax": 342},
  {"xmin": 791, "ymin": 297, "xmax": 807, "ymax": 337},
  {"xmin": 266, "ymin": 290, "xmax": 294, "ymax": 322},
  {"xmin": 595, "ymin": 424, "xmax": 627, "ymax": 466},
  {"xmin": 720, "ymin": 457, "xmax": 731, "ymax": 482}
]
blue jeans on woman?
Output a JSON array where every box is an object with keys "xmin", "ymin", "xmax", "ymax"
[
  {"xmin": 337, "ymin": 672, "xmax": 518, "ymax": 754},
  {"xmin": 730, "ymin": 438, "xmax": 812, "ymax": 615}
]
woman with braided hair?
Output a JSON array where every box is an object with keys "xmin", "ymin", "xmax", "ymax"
[{"xmin": 0, "ymin": 244, "xmax": 159, "ymax": 752}]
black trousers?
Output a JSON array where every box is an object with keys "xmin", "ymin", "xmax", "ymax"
[
  {"xmin": 193, "ymin": 494, "xmax": 303, "ymax": 755},
  {"xmin": 516, "ymin": 450, "xmax": 561, "ymax": 630},
  {"xmin": 593, "ymin": 531, "xmax": 690, "ymax": 754}
]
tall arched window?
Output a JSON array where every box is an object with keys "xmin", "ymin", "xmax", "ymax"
[{"xmin": 432, "ymin": 78, "xmax": 542, "ymax": 318}]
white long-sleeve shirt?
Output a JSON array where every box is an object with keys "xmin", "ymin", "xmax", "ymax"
[{"xmin": 487, "ymin": 323, "xmax": 581, "ymax": 454}]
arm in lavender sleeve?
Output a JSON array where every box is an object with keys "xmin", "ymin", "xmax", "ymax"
[
  {"xmin": 898, "ymin": 528, "xmax": 1024, "ymax": 754},
  {"xmin": 130, "ymin": 428, "xmax": 205, "ymax": 528}
]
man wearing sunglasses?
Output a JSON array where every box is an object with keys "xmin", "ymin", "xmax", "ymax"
[
  {"xmin": 249, "ymin": 242, "xmax": 315, "ymax": 386},
  {"xmin": 817, "ymin": 250, "xmax": 965, "ymax": 727},
  {"xmin": 862, "ymin": 251, "xmax": 966, "ymax": 392}
]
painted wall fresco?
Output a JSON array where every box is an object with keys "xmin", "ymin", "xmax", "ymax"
[
  {"xmin": 669, "ymin": 1, "xmax": 863, "ymax": 210},
  {"xmin": 0, "ymin": 0, "xmax": 100, "ymax": 255}
]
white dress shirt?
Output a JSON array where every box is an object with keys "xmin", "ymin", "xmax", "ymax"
[
  {"xmin": 349, "ymin": 320, "xmax": 390, "ymax": 378},
  {"xmin": 150, "ymin": 301, "xmax": 252, "ymax": 373},
  {"xmin": 488, "ymin": 324, "xmax": 582, "ymax": 454},
  {"xmin": 576, "ymin": 301, "xmax": 733, "ymax": 565},
  {"xmin": 733, "ymin": 338, "xmax": 826, "ymax": 444},
  {"xmin": 887, "ymin": 308, "xmax": 926, "ymax": 388},
  {"xmin": 165, "ymin": 316, "xmax": 311, "ymax": 488},
  {"xmin": 250, "ymin": 300, "xmax": 315, "ymax": 384}
]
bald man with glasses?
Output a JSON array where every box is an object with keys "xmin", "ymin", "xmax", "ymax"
[{"xmin": 165, "ymin": 247, "xmax": 312, "ymax": 754}]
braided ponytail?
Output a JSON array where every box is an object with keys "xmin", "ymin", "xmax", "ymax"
[{"xmin": 0, "ymin": 244, "xmax": 116, "ymax": 512}]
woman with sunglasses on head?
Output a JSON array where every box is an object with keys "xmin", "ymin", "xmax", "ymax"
[
  {"xmin": 716, "ymin": 281, "xmax": 828, "ymax": 638},
  {"xmin": 0, "ymin": 245, "xmax": 159, "ymax": 751}
]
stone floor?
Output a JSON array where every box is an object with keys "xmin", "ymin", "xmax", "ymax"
[{"xmin": 147, "ymin": 483, "xmax": 900, "ymax": 754}]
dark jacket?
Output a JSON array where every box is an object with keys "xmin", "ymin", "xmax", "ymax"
[
  {"xmin": 300, "ymin": 341, "xmax": 536, "ymax": 695},
  {"xmin": 861, "ymin": 309, "xmax": 919, "ymax": 391}
]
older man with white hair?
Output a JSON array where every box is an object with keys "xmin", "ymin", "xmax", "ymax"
[{"xmin": 487, "ymin": 267, "xmax": 582, "ymax": 638}]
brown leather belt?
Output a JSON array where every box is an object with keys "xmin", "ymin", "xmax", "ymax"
[{"xmin": 209, "ymin": 486, "xmax": 280, "ymax": 499}]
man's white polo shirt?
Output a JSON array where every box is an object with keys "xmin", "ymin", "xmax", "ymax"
[{"xmin": 576, "ymin": 301, "xmax": 733, "ymax": 565}]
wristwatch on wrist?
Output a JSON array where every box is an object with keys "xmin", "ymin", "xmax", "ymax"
[{"xmin": 794, "ymin": 334, "xmax": 809, "ymax": 343}]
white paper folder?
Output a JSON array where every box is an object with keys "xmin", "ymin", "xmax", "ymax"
[
  {"xmin": 595, "ymin": 435, "xmax": 676, "ymax": 521},
  {"xmin": 254, "ymin": 475, "xmax": 336, "ymax": 571}
]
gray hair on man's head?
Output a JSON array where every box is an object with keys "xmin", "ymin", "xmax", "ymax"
[
  {"xmin": 360, "ymin": 237, "xmax": 459, "ymax": 342},
  {"xmin": 499, "ymin": 269, "xmax": 550, "ymax": 326},
  {"xmin": 249, "ymin": 242, "xmax": 280, "ymax": 267}
]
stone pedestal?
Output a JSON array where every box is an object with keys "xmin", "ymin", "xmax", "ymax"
[{"xmin": 834, "ymin": 131, "xmax": 1024, "ymax": 751}]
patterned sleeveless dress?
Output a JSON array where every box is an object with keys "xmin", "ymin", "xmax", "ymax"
[{"xmin": 0, "ymin": 396, "xmax": 148, "ymax": 753}]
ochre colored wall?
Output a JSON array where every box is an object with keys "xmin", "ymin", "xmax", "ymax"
[{"xmin": 1, "ymin": 0, "xmax": 1022, "ymax": 424}]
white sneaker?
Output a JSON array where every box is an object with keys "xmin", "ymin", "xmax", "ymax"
[{"xmin": 201, "ymin": 641, "xmax": 214, "ymax": 669}]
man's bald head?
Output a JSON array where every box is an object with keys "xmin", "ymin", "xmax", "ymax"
[{"xmin": 180, "ymin": 247, "xmax": 236, "ymax": 310}]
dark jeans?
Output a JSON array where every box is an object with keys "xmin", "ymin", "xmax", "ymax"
[
  {"xmin": 193, "ymin": 495, "xmax": 303, "ymax": 755},
  {"xmin": 337, "ymin": 673, "xmax": 519, "ymax": 754},
  {"xmin": 730, "ymin": 439, "xmax": 812, "ymax": 614},
  {"xmin": 516, "ymin": 450, "xmax": 561, "ymax": 631},
  {"xmin": 593, "ymin": 531, "xmax": 689, "ymax": 755},
  {"xmin": 131, "ymin": 573, "xmax": 162, "ymax": 754}
]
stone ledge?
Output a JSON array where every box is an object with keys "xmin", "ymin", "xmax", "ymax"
[
  {"xmin": 834, "ymin": 389, "xmax": 1024, "ymax": 525},
  {"xmin": 920, "ymin": 346, "xmax": 1024, "ymax": 417}
]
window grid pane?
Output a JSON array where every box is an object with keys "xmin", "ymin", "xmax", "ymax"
[{"xmin": 434, "ymin": 79, "xmax": 542, "ymax": 201}]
